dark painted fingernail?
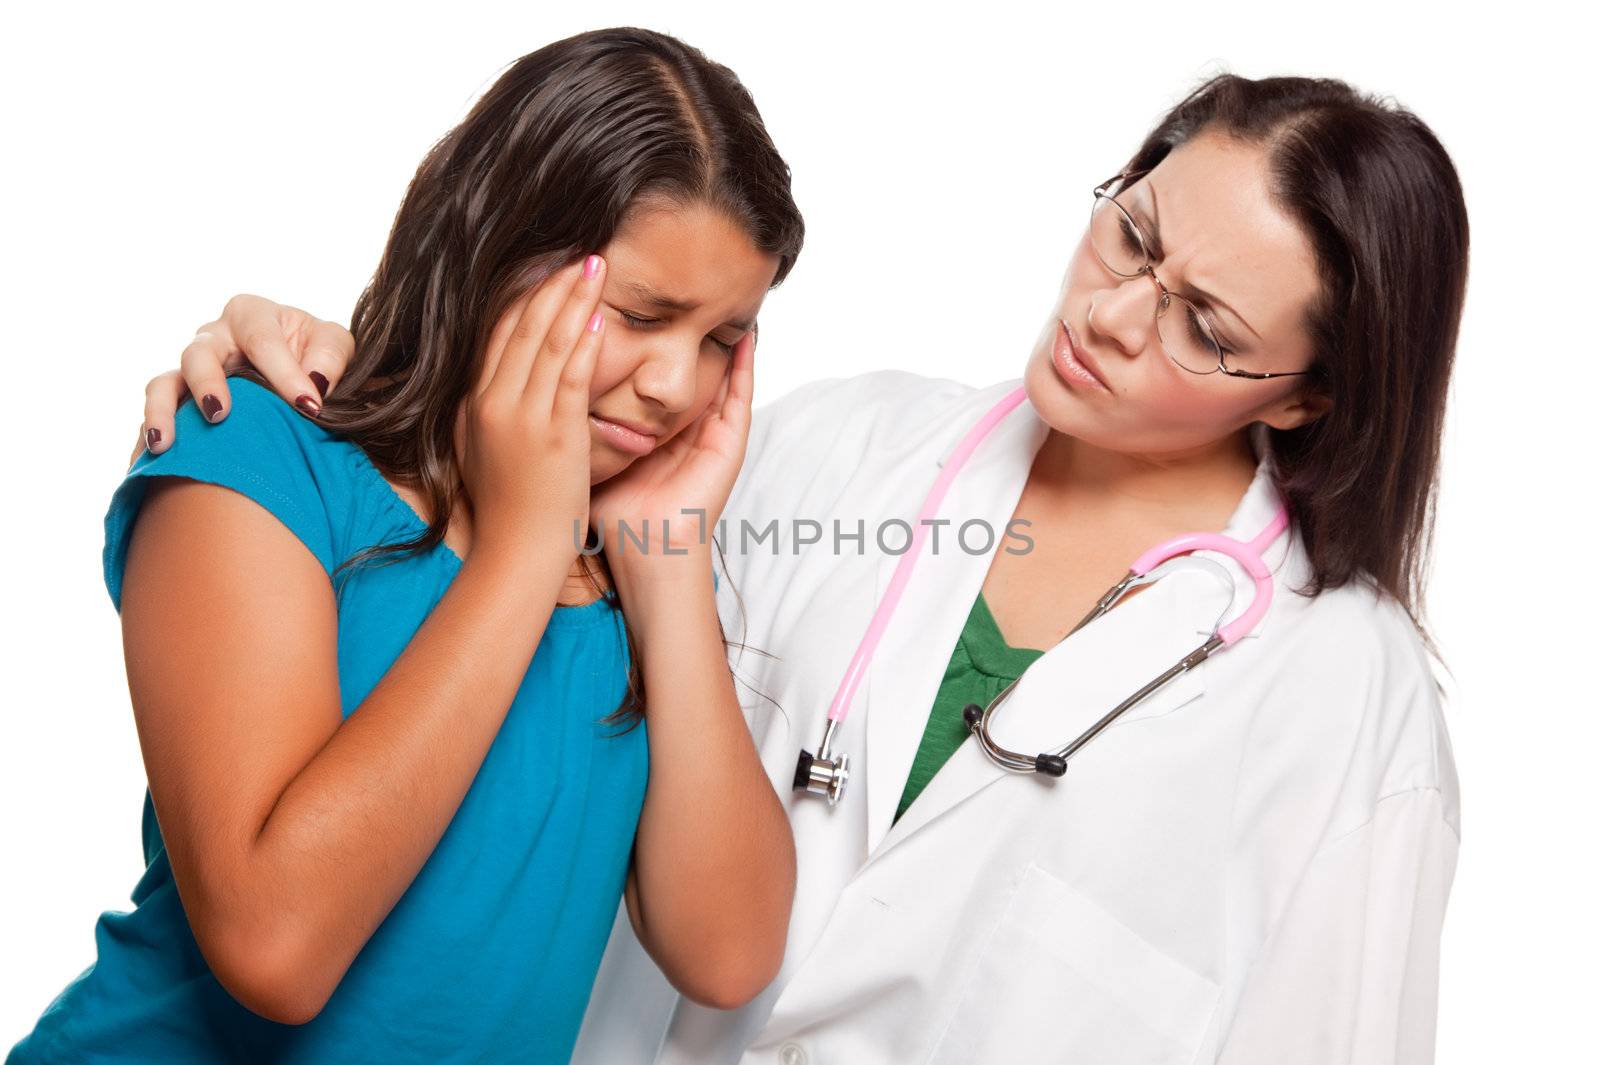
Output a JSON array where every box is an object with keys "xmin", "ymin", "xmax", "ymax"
[
  {"xmin": 309, "ymin": 371, "xmax": 329, "ymax": 400},
  {"xmin": 202, "ymin": 394, "xmax": 223, "ymax": 422},
  {"xmin": 295, "ymin": 394, "xmax": 321, "ymax": 418},
  {"xmin": 146, "ymin": 427, "xmax": 161, "ymax": 451}
]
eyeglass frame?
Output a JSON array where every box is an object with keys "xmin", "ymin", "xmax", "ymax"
[{"xmin": 1090, "ymin": 169, "xmax": 1310, "ymax": 381}]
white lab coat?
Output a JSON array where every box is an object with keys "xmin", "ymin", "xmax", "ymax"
[{"xmin": 571, "ymin": 371, "xmax": 1462, "ymax": 1065}]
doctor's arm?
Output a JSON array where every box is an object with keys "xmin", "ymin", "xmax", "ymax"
[{"xmin": 1213, "ymin": 785, "xmax": 1461, "ymax": 1064}]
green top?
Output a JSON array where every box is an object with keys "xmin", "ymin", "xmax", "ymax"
[{"xmin": 893, "ymin": 591, "xmax": 1045, "ymax": 824}]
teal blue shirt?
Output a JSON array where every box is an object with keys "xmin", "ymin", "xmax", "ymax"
[{"xmin": 7, "ymin": 377, "xmax": 648, "ymax": 1064}]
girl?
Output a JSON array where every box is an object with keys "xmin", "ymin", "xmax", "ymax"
[
  {"xmin": 9, "ymin": 27, "xmax": 802, "ymax": 1065},
  {"xmin": 116, "ymin": 68, "xmax": 1465, "ymax": 1065}
]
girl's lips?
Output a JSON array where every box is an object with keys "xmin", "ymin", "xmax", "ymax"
[
  {"xmin": 1051, "ymin": 319, "xmax": 1110, "ymax": 393},
  {"xmin": 589, "ymin": 414, "xmax": 658, "ymax": 455}
]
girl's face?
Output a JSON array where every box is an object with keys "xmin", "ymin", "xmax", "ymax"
[
  {"xmin": 585, "ymin": 201, "xmax": 780, "ymax": 483},
  {"xmin": 1023, "ymin": 130, "xmax": 1330, "ymax": 460}
]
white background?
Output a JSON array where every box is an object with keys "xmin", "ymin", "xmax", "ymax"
[{"xmin": 3, "ymin": 1, "xmax": 1592, "ymax": 1058}]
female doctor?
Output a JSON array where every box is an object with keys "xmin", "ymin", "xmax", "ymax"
[{"xmin": 126, "ymin": 72, "xmax": 1465, "ymax": 1064}]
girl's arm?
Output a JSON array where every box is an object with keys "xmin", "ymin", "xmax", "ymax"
[
  {"xmin": 588, "ymin": 327, "xmax": 796, "ymax": 1011},
  {"xmin": 120, "ymin": 257, "xmax": 608, "ymax": 1026},
  {"xmin": 610, "ymin": 551, "xmax": 796, "ymax": 1011},
  {"xmin": 123, "ymin": 482, "xmax": 570, "ymax": 1026}
]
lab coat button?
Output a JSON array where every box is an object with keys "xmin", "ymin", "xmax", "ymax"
[{"xmin": 778, "ymin": 1042, "xmax": 808, "ymax": 1065}]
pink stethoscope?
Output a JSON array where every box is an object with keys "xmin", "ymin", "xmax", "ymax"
[{"xmin": 794, "ymin": 386, "xmax": 1291, "ymax": 805}]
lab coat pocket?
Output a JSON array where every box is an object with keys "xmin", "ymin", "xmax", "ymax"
[{"xmin": 928, "ymin": 861, "xmax": 1220, "ymax": 1065}]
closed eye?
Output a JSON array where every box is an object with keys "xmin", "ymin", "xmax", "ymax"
[
  {"xmin": 618, "ymin": 309, "xmax": 739, "ymax": 355},
  {"xmin": 1133, "ymin": 202, "xmax": 1255, "ymax": 350}
]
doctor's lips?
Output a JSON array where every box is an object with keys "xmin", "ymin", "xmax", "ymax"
[
  {"xmin": 1053, "ymin": 319, "xmax": 1111, "ymax": 393},
  {"xmin": 590, "ymin": 411, "xmax": 663, "ymax": 455}
]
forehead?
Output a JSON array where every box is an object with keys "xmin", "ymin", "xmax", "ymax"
[
  {"xmin": 1130, "ymin": 131, "xmax": 1322, "ymax": 340},
  {"xmin": 603, "ymin": 200, "xmax": 778, "ymax": 317}
]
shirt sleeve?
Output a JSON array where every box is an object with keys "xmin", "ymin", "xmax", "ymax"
[
  {"xmin": 1214, "ymin": 785, "xmax": 1462, "ymax": 1064},
  {"xmin": 103, "ymin": 376, "xmax": 339, "ymax": 612}
]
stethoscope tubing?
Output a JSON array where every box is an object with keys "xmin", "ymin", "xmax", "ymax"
[{"xmin": 821, "ymin": 388, "xmax": 1032, "ymax": 730}]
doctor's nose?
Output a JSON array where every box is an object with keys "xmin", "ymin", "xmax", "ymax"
[{"xmin": 1087, "ymin": 275, "xmax": 1162, "ymax": 361}]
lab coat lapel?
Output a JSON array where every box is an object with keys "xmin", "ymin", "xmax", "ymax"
[
  {"xmin": 860, "ymin": 387, "xmax": 1049, "ymax": 857},
  {"xmin": 870, "ymin": 569, "xmax": 1214, "ymax": 865}
]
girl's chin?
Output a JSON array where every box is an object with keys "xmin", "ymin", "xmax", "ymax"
[{"xmin": 590, "ymin": 456, "xmax": 636, "ymax": 486}]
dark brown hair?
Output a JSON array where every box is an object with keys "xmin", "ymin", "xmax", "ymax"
[
  {"xmin": 230, "ymin": 27, "xmax": 804, "ymax": 727},
  {"xmin": 1120, "ymin": 73, "xmax": 1468, "ymax": 665}
]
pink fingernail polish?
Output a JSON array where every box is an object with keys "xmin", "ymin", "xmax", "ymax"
[
  {"xmin": 583, "ymin": 254, "xmax": 601, "ymax": 279},
  {"xmin": 587, "ymin": 311, "xmax": 604, "ymax": 333}
]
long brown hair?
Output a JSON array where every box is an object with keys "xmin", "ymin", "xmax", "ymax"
[
  {"xmin": 230, "ymin": 27, "xmax": 805, "ymax": 727},
  {"xmin": 1120, "ymin": 73, "xmax": 1468, "ymax": 665}
]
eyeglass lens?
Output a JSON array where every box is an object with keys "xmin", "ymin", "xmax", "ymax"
[{"xmin": 1088, "ymin": 184, "xmax": 1227, "ymax": 375}]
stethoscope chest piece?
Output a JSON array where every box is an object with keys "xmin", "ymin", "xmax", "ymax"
[
  {"xmin": 793, "ymin": 747, "xmax": 850, "ymax": 806},
  {"xmin": 794, "ymin": 718, "xmax": 849, "ymax": 805}
]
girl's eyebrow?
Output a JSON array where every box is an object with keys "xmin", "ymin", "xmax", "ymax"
[
  {"xmin": 622, "ymin": 279, "xmax": 696, "ymax": 314},
  {"xmin": 621, "ymin": 279, "xmax": 756, "ymax": 332},
  {"xmin": 1142, "ymin": 185, "xmax": 1262, "ymax": 343}
]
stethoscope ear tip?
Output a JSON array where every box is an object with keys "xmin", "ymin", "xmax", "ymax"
[
  {"xmin": 1034, "ymin": 753, "xmax": 1069, "ymax": 777},
  {"xmin": 961, "ymin": 703, "xmax": 984, "ymax": 730}
]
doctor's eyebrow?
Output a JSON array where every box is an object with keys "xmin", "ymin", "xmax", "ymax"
[
  {"xmin": 619, "ymin": 279, "xmax": 756, "ymax": 333},
  {"xmin": 1142, "ymin": 185, "xmax": 1262, "ymax": 344}
]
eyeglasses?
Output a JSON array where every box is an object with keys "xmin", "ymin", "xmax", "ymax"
[{"xmin": 1089, "ymin": 170, "xmax": 1309, "ymax": 380}]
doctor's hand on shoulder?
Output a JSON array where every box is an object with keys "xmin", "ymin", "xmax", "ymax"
[{"xmin": 128, "ymin": 293, "xmax": 353, "ymax": 470}]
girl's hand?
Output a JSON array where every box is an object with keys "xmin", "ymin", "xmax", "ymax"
[
  {"xmin": 590, "ymin": 327, "xmax": 756, "ymax": 572},
  {"xmin": 128, "ymin": 295, "xmax": 353, "ymax": 469},
  {"xmin": 461, "ymin": 256, "xmax": 608, "ymax": 564}
]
